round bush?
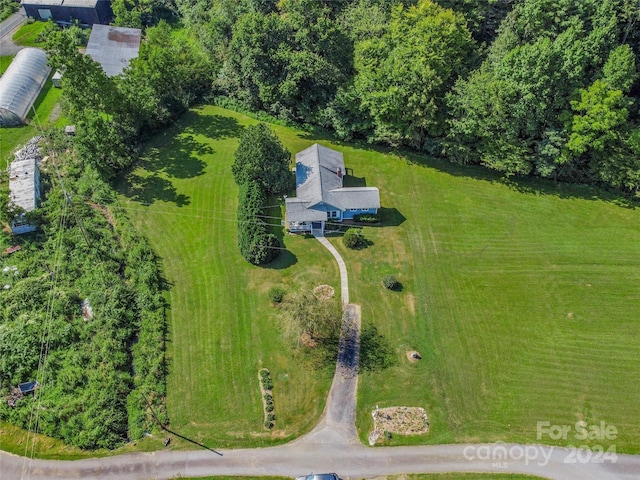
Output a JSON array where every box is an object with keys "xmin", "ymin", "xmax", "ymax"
[
  {"xmin": 343, "ymin": 228, "xmax": 366, "ymax": 249},
  {"xmin": 268, "ymin": 286, "xmax": 286, "ymax": 304},
  {"xmin": 383, "ymin": 275, "xmax": 399, "ymax": 290}
]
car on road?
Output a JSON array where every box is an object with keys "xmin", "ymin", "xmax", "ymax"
[{"xmin": 295, "ymin": 474, "xmax": 340, "ymax": 480}]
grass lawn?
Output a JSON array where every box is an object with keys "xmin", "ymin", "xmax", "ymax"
[
  {"xmin": 117, "ymin": 106, "xmax": 336, "ymax": 448},
  {"xmin": 0, "ymin": 71, "xmax": 65, "ymax": 169},
  {"xmin": 0, "ymin": 54, "xmax": 15, "ymax": 74},
  {"xmin": 119, "ymin": 106, "xmax": 640, "ymax": 454},
  {"xmin": 11, "ymin": 20, "xmax": 48, "ymax": 47},
  {"xmin": 321, "ymin": 147, "xmax": 640, "ymax": 451}
]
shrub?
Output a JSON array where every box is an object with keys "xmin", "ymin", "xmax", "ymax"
[
  {"xmin": 353, "ymin": 214, "xmax": 379, "ymax": 223},
  {"xmin": 342, "ymin": 228, "xmax": 366, "ymax": 249},
  {"xmin": 268, "ymin": 286, "xmax": 286, "ymax": 304},
  {"xmin": 262, "ymin": 377, "xmax": 273, "ymax": 390},
  {"xmin": 267, "ymin": 413, "xmax": 276, "ymax": 422},
  {"xmin": 263, "ymin": 393, "xmax": 273, "ymax": 402},
  {"xmin": 265, "ymin": 402, "xmax": 274, "ymax": 412},
  {"xmin": 264, "ymin": 420, "xmax": 274, "ymax": 429},
  {"xmin": 382, "ymin": 275, "xmax": 399, "ymax": 290},
  {"xmin": 260, "ymin": 369, "xmax": 269, "ymax": 378}
]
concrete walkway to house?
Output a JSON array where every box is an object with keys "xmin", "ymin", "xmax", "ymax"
[{"xmin": 313, "ymin": 233, "xmax": 349, "ymax": 306}]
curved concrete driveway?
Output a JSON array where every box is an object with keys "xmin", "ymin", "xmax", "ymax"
[{"xmin": 2, "ymin": 234, "xmax": 640, "ymax": 479}]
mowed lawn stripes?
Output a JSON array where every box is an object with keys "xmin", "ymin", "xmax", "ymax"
[
  {"xmin": 121, "ymin": 106, "xmax": 640, "ymax": 452},
  {"xmin": 119, "ymin": 107, "xmax": 334, "ymax": 448},
  {"xmin": 343, "ymin": 151, "xmax": 640, "ymax": 451}
]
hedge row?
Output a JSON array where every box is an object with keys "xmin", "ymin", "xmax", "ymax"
[{"xmin": 237, "ymin": 181, "xmax": 279, "ymax": 265}]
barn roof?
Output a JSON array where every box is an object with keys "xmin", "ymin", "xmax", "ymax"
[{"xmin": 86, "ymin": 24, "xmax": 141, "ymax": 77}]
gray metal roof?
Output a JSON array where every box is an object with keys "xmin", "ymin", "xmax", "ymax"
[
  {"xmin": 9, "ymin": 157, "xmax": 39, "ymax": 212},
  {"xmin": 285, "ymin": 198, "xmax": 328, "ymax": 222},
  {"xmin": 85, "ymin": 24, "xmax": 141, "ymax": 77},
  {"xmin": 287, "ymin": 144, "xmax": 380, "ymax": 223},
  {"xmin": 295, "ymin": 143, "xmax": 345, "ymax": 209},
  {"xmin": 0, "ymin": 48, "xmax": 50, "ymax": 126},
  {"xmin": 330, "ymin": 186, "xmax": 380, "ymax": 210}
]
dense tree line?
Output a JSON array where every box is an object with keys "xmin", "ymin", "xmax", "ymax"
[
  {"xmin": 160, "ymin": 0, "xmax": 640, "ymax": 195},
  {"xmin": 0, "ymin": 147, "xmax": 167, "ymax": 449},
  {"xmin": 46, "ymin": 0, "xmax": 640, "ymax": 194}
]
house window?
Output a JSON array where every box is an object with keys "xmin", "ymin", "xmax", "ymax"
[
  {"xmin": 349, "ymin": 208, "xmax": 358, "ymax": 212},
  {"xmin": 329, "ymin": 211, "xmax": 338, "ymax": 218},
  {"xmin": 38, "ymin": 9, "xmax": 52, "ymax": 19}
]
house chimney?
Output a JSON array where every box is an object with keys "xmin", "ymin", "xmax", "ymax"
[{"xmin": 337, "ymin": 168, "xmax": 342, "ymax": 178}]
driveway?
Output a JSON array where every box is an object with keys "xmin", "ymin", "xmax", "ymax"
[{"xmin": 0, "ymin": 8, "xmax": 27, "ymax": 57}]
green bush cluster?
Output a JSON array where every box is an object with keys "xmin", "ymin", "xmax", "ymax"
[
  {"xmin": 0, "ymin": 169, "xmax": 167, "ymax": 449},
  {"xmin": 268, "ymin": 286, "xmax": 286, "ymax": 304},
  {"xmin": 353, "ymin": 213, "xmax": 379, "ymax": 223},
  {"xmin": 237, "ymin": 181, "xmax": 280, "ymax": 265},
  {"xmin": 259, "ymin": 369, "xmax": 275, "ymax": 429},
  {"xmin": 0, "ymin": 0, "xmax": 18, "ymax": 22},
  {"xmin": 342, "ymin": 228, "xmax": 366, "ymax": 249},
  {"xmin": 382, "ymin": 275, "xmax": 399, "ymax": 290}
]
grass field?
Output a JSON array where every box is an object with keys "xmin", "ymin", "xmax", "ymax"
[
  {"xmin": 11, "ymin": 20, "xmax": 48, "ymax": 47},
  {"xmin": 117, "ymin": 107, "xmax": 337, "ymax": 448},
  {"xmin": 328, "ymin": 146, "xmax": 640, "ymax": 452},
  {"xmin": 119, "ymin": 105, "xmax": 640, "ymax": 453},
  {"xmin": 0, "ymin": 54, "xmax": 15, "ymax": 74}
]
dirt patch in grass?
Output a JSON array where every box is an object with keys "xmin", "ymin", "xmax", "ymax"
[
  {"xmin": 369, "ymin": 406, "xmax": 429, "ymax": 444},
  {"xmin": 406, "ymin": 350, "xmax": 422, "ymax": 362}
]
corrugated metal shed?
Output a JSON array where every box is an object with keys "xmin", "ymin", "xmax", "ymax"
[
  {"xmin": 0, "ymin": 48, "xmax": 50, "ymax": 126},
  {"xmin": 9, "ymin": 157, "xmax": 40, "ymax": 213},
  {"xmin": 85, "ymin": 24, "xmax": 142, "ymax": 77},
  {"xmin": 9, "ymin": 155, "xmax": 41, "ymax": 234}
]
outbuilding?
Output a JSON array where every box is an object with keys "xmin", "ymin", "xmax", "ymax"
[
  {"xmin": 8, "ymin": 156, "xmax": 41, "ymax": 234},
  {"xmin": 85, "ymin": 24, "xmax": 142, "ymax": 77},
  {"xmin": 21, "ymin": 0, "xmax": 113, "ymax": 26},
  {"xmin": 0, "ymin": 48, "xmax": 50, "ymax": 127}
]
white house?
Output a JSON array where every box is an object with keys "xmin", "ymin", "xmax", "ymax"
[{"xmin": 285, "ymin": 144, "xmax": 380, "ymax": 232}]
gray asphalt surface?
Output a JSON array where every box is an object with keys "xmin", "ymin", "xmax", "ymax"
[
  {"xmin": 2, "ymin": 442, "xmax": 640, "ymax": 480},
  {"xmin": 0, "ymin": 8, "xmax": 26, "ymax": 56}
]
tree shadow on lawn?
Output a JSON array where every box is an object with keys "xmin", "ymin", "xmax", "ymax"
[
  {"xmin": 185, "ymin": 108, "xmax": 246, "ymax": 141},
  {"xmin": 262, "ymin": 248, "xmax": 298, "ymax": 270},
  {"xmin": 359, "ymin": 324, "xmax": 396, "ymax": 372},
  {"xmin": 118, "ymin": 173, "xmax": 191, "ymax": 207},
  {"xmin": 117, "ymin": 111, "xmax": 245, "ymax": 206}
]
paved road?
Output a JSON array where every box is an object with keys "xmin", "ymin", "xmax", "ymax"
[
  {"xmin": 3, "ymin": 442, "xmax": 640, "ymax": 480},
  {"xmin": 0, "ymin": 8, "xmax": 26, "ymax": 56}
]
